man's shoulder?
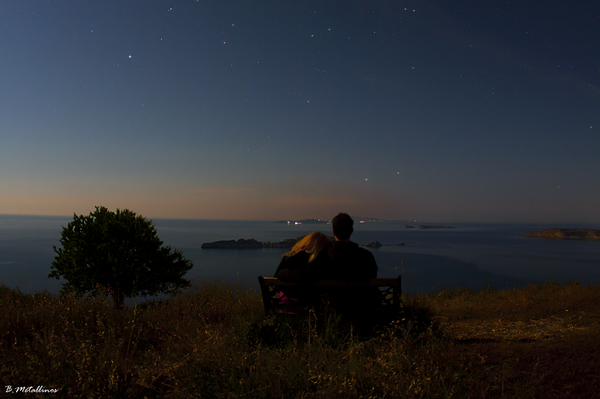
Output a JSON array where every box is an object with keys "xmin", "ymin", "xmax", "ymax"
[
  {"xmin": 346, "ymin": 241, "xmax": 374, "ymax": 256},
  {"xmin": 329, "ymin": 240, "xmax": 359, "ymax": 251},
  {"xmin": 328, "ymin": 241, "xmax": 376, "ymax": 262},
  {"xmin": 354, "ymin": 245, "xmax": 376, "ymax": 261}
]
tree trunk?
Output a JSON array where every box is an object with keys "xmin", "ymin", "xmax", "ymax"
[{"xmin": 112, "ymin": 290, "xmax": 126, "ymax": 309}]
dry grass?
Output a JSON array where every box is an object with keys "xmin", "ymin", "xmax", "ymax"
[
  {"xmin": 429, "ymin": 281, "xmax": 600, "ymax": 398},
  {"xmin": 1, "ymin": 280, "xmax": 599, "ymax": 398}
]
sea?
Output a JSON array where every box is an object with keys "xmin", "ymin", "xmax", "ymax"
[{"xmin": 1, "ymin": 215, "xmax": 599, "ymax": 298}]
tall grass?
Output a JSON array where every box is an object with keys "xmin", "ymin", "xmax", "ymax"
[
  {"xmin": 429, "ymin": 280, "xmax": 600, "ymax": 322},
  {"xmin": 1, "ymin": 281, "xmax": 599, "ymax": 398}
]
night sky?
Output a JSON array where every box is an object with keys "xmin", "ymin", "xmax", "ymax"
[{"xmin": 2, "ymin": 1, "xmax": 599, "ymax": 223}]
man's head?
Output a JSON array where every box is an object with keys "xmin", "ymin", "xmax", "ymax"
[{"xmin": 332, "ymin": 213, "xmax": 354, "ymax": 241}]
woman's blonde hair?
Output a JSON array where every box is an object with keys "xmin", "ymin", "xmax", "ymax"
[{"xmin": 283, "ymin": 231, "xmax": 330, "ymax": 263}]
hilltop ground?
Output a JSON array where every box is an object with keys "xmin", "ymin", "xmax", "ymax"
[{"xmin": 1, "ymin": 281, "xmax": 599, "ymax": 398}]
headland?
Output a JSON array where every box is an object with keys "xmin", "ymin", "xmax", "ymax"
[{"xmin": 524, "ymin": 228, "xmax": 600, "ymax": 240}]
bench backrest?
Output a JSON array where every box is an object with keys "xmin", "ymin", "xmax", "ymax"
[{"xmin": 258, "ymin": 276, "xmax": 402, "ymax": 315}]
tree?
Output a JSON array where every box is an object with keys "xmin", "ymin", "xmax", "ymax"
[{"xmin": 49, "ymin": 206, "xmax": 193, "ymax": 308}]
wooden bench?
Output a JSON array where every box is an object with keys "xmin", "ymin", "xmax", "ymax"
[{"xmin": 258, "ymin": 276, "xmax": 402, "ymax": 317}]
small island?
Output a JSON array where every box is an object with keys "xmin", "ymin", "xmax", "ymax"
[
  {"xmin": 524, "ymin": 229, "xmax": 600, "ymax": 240},
  {"xmin": 202, "ymin": 238, "xmax": 301, "ymax": 249},
  {"xmin": 418, "ymin": 225, "xmax": 455, "ymax": 229},
  {"xmin": 203, "ymin": 235, "xmax": 391, "ymax": 249}
]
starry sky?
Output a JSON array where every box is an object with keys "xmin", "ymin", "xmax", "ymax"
[{"xmin": 1, "ymin": 1, "xmax": 599, "ymax": 223}]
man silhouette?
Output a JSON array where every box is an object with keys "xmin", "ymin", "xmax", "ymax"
[
  {"xmin": 323, "ymin": 212, "xmax": 378, "ymax": 282},
  {"xmin": 313, "ymin": 213, "xmax": 380, "ymax": 311}
]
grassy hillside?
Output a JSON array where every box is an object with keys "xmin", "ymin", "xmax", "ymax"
[{"xmin": 1, "ymin": 281, "xmax": 599, "ymax": 398}]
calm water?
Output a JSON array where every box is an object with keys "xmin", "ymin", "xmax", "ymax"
[{"xmin": 1, "ymin": 215, "xmax": 599, "ymax": 296}]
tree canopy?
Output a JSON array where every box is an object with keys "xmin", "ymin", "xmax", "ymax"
[{"xmin": 49, "ymin": 206, "xmax": 193, "ymax": 308}]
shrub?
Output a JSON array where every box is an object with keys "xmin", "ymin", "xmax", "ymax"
[{"xmin": 49, "ymin": 206, "xmax": 193, "ymax": 308}]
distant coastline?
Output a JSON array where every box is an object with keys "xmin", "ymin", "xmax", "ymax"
[
  {"xmin": 404, "ymin": 225, "xmax": 455, "ymax": 229},
  {"xmin": 274, "ymin": 216, "xmax": 394, "ymax": 225},
  {"xmin": 524, "ymin": 228, "xmax": 600, "ymax": 240},
  {"xmin": 274, "ymin": 219, "xmax": 328, "ymax": 225}
]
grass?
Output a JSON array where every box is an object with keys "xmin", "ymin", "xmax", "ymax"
[{"xmin": 1, "ymin": 281, "xmax": 599, "ymax": 398}]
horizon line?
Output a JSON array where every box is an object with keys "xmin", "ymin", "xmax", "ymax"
[{"xmin": 0, "ymin": 213, "xmax": 598, "ymax": 227}]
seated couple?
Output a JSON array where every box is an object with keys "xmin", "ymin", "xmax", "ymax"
[{"xmin": 273, "ymin": 213, "xmax": 379, "ymax": 309}]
